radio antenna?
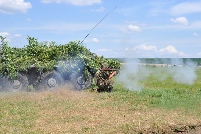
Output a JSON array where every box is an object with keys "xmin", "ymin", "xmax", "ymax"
[{"xmin": 81, "ymin": 0, "xmax": 125, "ymax": 43}]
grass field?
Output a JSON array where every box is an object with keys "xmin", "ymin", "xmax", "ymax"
[{"xmin": 1, "ymin": 67, "xmax": 201, "ymax": 133}]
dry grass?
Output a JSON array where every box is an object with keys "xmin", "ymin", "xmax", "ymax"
[{"xmin": 1, "ymin": 88, "xmax": 201, "ymax": 134}]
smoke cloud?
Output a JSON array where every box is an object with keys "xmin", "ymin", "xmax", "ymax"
[
  {"xmin": 116, "ymin": 58, "xmax": 198, "ymax": 91},
  {"xmin": 169, "ymin": 59, "xmax": 197, "ymax": 85}
]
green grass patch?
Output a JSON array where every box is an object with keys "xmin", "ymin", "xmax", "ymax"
[
  {"xmin": 0, "ymin": 67, "xmax": 201, "ymax": 133},
  {"xmin": 113, "ymin": 84, "xmax": 201, "ymax": 114},
  {"xmin": 113, "ymin": 67, "xmax": 201, "ymax": 113},
  {"xmin": 0, "ymin": 93, "xmax": 39, "ymax": 133}
]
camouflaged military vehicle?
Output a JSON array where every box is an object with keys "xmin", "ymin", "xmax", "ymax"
[{"xmin": 0, "ymin": 36, "xmax": 120, "ymax": 92}]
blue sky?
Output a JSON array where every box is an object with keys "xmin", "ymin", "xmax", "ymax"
[{"xmin": 0, "ymin": 0, "xmax": 201, "ymax": 58}]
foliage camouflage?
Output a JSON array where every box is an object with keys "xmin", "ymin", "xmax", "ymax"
[{"xmin": 0, "ymin": 36, "xmax": 120, "ymax": 80}]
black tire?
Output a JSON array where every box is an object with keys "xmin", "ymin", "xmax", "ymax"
[
  {"xmin": 0, "ymin": 75, "xmax": 4, "ymax": 91},
  {"xmin": 35, "ymin": 71, "xmax": 64, "ymax": 90},
  {"xmin": 2, "ymin": 73, "xmax": 29, "ymax": 92},
  {"xmin": 70, "ymin": 72, "xmax": 92, "ymax": 90}
]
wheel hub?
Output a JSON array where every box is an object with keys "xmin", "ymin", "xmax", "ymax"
[
  {"xmin": 47, "ymin": 78, "xmax": 57, "ymax": 87},
  {"xmin": 77, "ymin": 76, "xmax": 85, "ymax": 85},
  {"xmin": 11, "ymin": 80, "xmax": 21, "ymax": 89}
]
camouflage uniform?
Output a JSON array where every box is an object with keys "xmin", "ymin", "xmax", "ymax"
[{"xmin": 94, "ymin": 70, "xmax": 114, "ymax": 92}]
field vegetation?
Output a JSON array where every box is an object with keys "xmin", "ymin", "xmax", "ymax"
[
  {"xmin": 0, "ymin": 66, "xmax": 201, "ymax": 133},
  {"xmin": 115, "ymin": 58, "xmax": 201, "ymax": 66}
]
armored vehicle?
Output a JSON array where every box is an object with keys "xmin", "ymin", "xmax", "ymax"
[{"xmin": 0, "ymin": 36, "xmax": 120, "ymax": 92}]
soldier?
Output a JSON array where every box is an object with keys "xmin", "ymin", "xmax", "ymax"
[{"xmin": 94, "ymin": 65, "xmax": 117, "ymax": 92}]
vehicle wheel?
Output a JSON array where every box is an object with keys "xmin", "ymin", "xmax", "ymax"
[
  {"xmin": 0, "ymin": 75, "xmax": 4, "ymax": 91},
  {"xmin": 2, "ymin": 73, "xmax": 29, "ymax": 92},
  {"xmin": 35, "ymin": 71, "xmax": 64, "ymax": 90},
  {"xmin": 70, "ymin": 72, "xmax": 92, "ymax": 90}
]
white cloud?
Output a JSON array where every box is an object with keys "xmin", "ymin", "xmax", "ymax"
[
  {"xmin": 0, "ymin": 32, "xmax": 22, "ymax": 43},
  {"xmin": 143, "ymin": 20, "xmax": 201, "ymax": 30},
  {"xmin": 193, "ymin": 33, "xmax": 199, "ymax": 37},
  {"xmin": 91, "ymin": 38, "xmax": 99, "ymax": 43},
  {"xmin": 124, "ymin": 44, "xmax": 158, "ymax": 58},
  {"xmin": 159, "ymin": 45, "xmax": 186, "ymax": 57},
  {"xmin": 0, "ymin": 0, "xmax": 32, "ymax": 14},
  {"xmin": 170, "ymin": 1, "xmax": 201, "ymax": 15},
  {"xmin": 90, "ymin": 6, "xmax": 104, "ymax": 12},
  {"xmin": 0, "ymin": 32, "xmax": 11, "ymax": 42},
  {"xmin": 128, "ymin": 25, "xmax": 141, "ymax": 32},
  {"xmin": 133, "ymin": 44, "xmax": 157, "ymax": 51},
  {"xmin": 170, "ymin": 17, "xmax": 188, "ymax": 25},
  {"xmin": 123, "ymin": 45, "xmax": 187, "ymax": 58},
  {"xmin": 0, "ymin": 32, "xmax": 10, "ymax": 37},
  {"xmin": 159, "ymin": 46, "xmax": 177, "ymax": 54},
  {"xmin": 14, "ymin": 34, "xmax": 21, "ymax": 37},
  {"xmin": 0, "ymin": 32, "xmax": 21, "ymax": 38},
  {"xmin": 41, "ymin": 0, "xmax": 102, "ymax": 6}
]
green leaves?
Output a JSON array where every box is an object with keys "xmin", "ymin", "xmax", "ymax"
[{"xmin": 0, "ymin": 36, "xmax": 120, "ymax": 79}]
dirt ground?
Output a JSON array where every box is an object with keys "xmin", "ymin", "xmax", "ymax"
[
  {"xmin": 1, "ymin": 89, "xmax": 201, "ymax": 134},
  {"xmin": 175, "ymin": 126, "xmax": 201, "ymax": 134}
]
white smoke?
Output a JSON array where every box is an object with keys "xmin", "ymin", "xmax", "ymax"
[
  {"xmin": 169, "ymin": 59, "xmax": 197, "ymax": 85},
  {"xmin": 116, "ymin": 59, "xmax": 150, "ymax": 91},
  {"xmin": 170, "ymin": 67, "xmax": 196, "ymax": 85},
  {"xmin": 116, "ymin": 58, "xmax": 197, "ymax": 91}
]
